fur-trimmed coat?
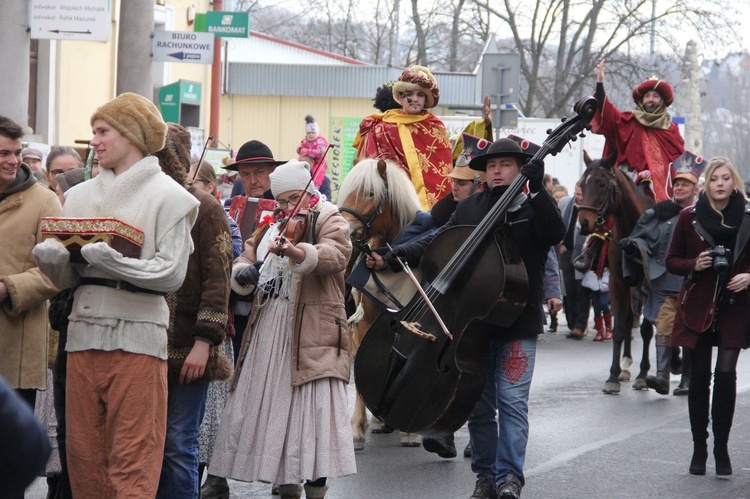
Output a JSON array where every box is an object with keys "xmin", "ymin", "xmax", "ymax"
[
  {"xmin": 231, "ymin": 201, "xmax": 352, "ymax": 386},
  {"xmin": 166, "ymin": 187, "xmax": 233, "ymax": 383},
  {"xmin": 0, "ymin": 165, "xmax": 62, "ymax": 389}
]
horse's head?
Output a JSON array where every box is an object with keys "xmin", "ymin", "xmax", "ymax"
[
  {"xmin": 577, "ymin": 150, "xmax": 619, "ymax": 235},
  {"xmin": 337, "ymin": 158, "xmax": 421, "ymax": 249}
]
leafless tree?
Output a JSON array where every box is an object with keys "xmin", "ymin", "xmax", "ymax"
[
  {"xmin": 472, "ymin": 0, "xmax": 739, "ymax": 118},
  {"xmin": 701, "ymin": 56, "xmax": 750, "ymax": 178}
]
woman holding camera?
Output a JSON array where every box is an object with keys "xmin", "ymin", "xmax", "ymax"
[{"xmin": 666, "ymin": 157, "xmax": 750, "ymax": 477}]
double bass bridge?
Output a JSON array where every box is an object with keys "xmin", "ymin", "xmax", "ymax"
[{"xmin": 400, "ymin": 321, "xmax": 436, "ymax": 342}]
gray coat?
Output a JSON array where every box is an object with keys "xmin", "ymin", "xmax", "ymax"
[{"xmin": 621, "ymin": 200, "xmax": 684, "ymax": 295}]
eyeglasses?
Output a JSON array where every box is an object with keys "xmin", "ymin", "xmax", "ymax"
[{"xmin": 276, "ymin": 193, "xmax": 302, "ymax": 209}]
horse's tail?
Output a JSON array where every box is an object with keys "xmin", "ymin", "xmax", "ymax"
[{"xmin": 348, "ymin": 290, "xmax": 365, "ymax": 360}]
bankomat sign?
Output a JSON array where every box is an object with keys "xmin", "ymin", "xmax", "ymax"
[{"xmin": 194, "ymin": 11, "xmax": 250, "ymax": 38}]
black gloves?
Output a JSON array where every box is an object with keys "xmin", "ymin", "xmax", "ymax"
[
  {"xmin": 520, "ymin": 158, "xmax": 545, "ymax": 193},
  {"xmin": 384, "ymin": 245, "xmax": 423, "ymax": 272},
  {"xmin": 385, "ymin": 246, "xmax": 407, "ymax": 272},
  {"xmin": 235, "ymin": 260, "xmax": 263, "ymax": 287}
]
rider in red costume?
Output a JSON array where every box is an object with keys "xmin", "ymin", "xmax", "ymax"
[{"xmin": 591, "ymin": 59, "xmax": 684, "ymax": 202}]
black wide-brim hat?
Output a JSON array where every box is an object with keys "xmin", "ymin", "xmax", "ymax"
[
  {"xmin": 469, "ymin": 137, "xmax": 532, "ymax": 171},
  {"xmin": 224, "ymin": 140, "xmax": 285, "ymax": 171}
]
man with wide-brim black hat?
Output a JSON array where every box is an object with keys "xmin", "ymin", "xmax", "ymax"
[
  {"xmin": 370, "ymin": 137, "xmax": 565, "ymax": 499},
  {"xmin": 224, "ymin": 140, "xmax": 286, "ymax": 200}
]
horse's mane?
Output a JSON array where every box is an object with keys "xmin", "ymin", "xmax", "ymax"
[{"xmin": 337, "ymin": 158, "xmax": 422, "ymax": 230}]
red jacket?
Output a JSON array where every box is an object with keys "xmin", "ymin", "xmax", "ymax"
[{"xmin": 666, "ymin": 205, "xmax": 750, "ymax": 349}]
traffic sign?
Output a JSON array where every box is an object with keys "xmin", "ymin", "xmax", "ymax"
[
  {"xmin": 153, "ymin": 31, "xmax": 214, "ymax": 64},
  {"xmin": 194, "ymin": 11, "xmax": 250, "ymax": 38},
  {"xmin": 30, "ymin": 0, "xmax": 110, "ymax": 42}
]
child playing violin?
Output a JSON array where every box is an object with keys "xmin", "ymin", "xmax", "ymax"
[{"xmin": 207, "ymin": 160, "xmax": 355, "ymax": 499}]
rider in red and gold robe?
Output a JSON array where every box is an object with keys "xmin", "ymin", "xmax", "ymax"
[
  {"xmin": 354, "ymin": 66, "xmax": 453, "ymax": 210},
  {"xmin": 591, "ymin": 59, "xmax": 684, "ymax": 202}
]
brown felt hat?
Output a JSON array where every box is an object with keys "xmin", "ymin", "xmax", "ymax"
[{"xmin": 90, "ymin": 93, "xmax": 167, "ymax": 156}]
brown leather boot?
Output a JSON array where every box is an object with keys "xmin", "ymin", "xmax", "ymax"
[{"xmin": 603, "ymin": 313, "xmax": 613, "ymax": 340}]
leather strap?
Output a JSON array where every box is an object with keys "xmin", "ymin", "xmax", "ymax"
[{"xmin": 79, "ymin": 277, "xmax": 166, "ymax": 296}]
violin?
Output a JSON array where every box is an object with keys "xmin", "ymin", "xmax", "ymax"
[
  {"xmin": 275, "ymin": 145, "xmax": 334, "ymax": 258},
  {"xmin": 276, "ymin": 210, "xmax": 309, "ymax": 258},
  {"xmin": 354, "ymin": 96, "xmax": 598, "ymax": 434}
]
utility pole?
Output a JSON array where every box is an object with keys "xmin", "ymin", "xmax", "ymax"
[
  {"xmin": 0, "ymin": 0, "xmax": 31, "ymax": 128},
  {"xmin": 210, "ymin": 0, "xmax": 223, "ymax": 146},
  {"xmin": 683, "ymin": 40, "xmax": 703, "ymax": 155},
  {"xmin": 649, "ymin": 0, "xmax": 657, "ymax": 73},
  {"xmin": 117, "ymin": 0, "xmax": 154, "ymax": 97},
  {"xmin": 389, "ymin": 0, "xmax": 400, "ymax": 66}
]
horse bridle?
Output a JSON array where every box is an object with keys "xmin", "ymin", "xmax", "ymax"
[
  {"xmin": 339, "ymin": 192, "xmax": 386, "ymax": 254},
  {"xmin": 577, "ymin": 169, "xmax": 618, "ymax": 236}
]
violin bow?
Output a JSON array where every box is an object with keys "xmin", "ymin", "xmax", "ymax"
[{"xmin": 190, "ymin": 135, "xmax": 214, "ymax": 182}]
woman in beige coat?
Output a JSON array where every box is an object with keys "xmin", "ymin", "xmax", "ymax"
[{"xmin": 209, "ymin": 161, "xmax": 355, "ymax": 499}]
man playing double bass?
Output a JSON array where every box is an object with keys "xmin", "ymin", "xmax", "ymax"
[{"xmin": 368, "ymin": 138, "xmax": 565, "ymax": 499}]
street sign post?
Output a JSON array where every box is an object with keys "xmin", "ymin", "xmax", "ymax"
[
  {"xmin": 30, "ymin": 0, "xmax": 110, "ymax": 42},
  {"xmin": 153, "ymin": 30, "xmax": 214, "ymax": 64},
  {"xmin": 194, "ymin": 11, "xmax": 250, "ymax": 38},
  {"xmin": 482, "ymin": 53, "xmax": 521, "ymax": 128}
]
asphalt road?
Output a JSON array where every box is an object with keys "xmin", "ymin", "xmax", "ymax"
[{"xmin": 27, "ymin": 328, "xmax": 750, "ymax": 498}]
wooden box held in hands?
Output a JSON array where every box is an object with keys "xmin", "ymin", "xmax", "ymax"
[{"xmin": 40, "ymin": 217, "xmax": 144, "ymax": 263}]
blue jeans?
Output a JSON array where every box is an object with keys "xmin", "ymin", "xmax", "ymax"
[
  {"xmin": 468, "ymin": 336, "xmax": 537, "ymax": 486},
  {"xmin": 156, "ymin": 380, "xmax": 209, "ymax": 499}
]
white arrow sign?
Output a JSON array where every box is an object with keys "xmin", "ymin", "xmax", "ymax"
[
  {"xmin": 30, "ymin": 0, "xmax": 110, "ymax": 41},
  {"xmin": 153, "ymin": 30, "xmax": 215, "ymax": 64}
]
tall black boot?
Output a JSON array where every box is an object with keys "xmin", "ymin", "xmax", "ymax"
[
  {"xmin": 688, "ymin": 370, "xmax": 711, "ymax": 475},
  {"xmin": 646, "ymin": 337, "xmax": 671, "ymax": 395},
  {"xmin": 673, "ymin": 348, "xmax": 691, "ymax": 395},
  {"xmin": 712, "ymin": 371, "xmax": 736, "ymax": 476}
]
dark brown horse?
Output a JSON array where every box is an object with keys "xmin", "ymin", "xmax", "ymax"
[{"xmin": 577, "ymin": 151, "xmax": 655, "ymax": 394}]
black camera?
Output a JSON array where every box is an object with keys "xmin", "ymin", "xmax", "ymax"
[{"xmin": 709, "ymin": 245, "xmax": 732, "ymax": 275}]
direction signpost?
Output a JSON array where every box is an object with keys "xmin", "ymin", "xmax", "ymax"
[
  {"xmin": 152, "ymin": 30, "xmax": 215, "ymax": 64},
  {"xmin": 30, "ymin": 0, "xmax": 110, "ymax": 42}
]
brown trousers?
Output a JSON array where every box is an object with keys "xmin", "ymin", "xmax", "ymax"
[
  {"xmin": 66, "ymin": 350, "xmax": 167, "ymax": 498},
  {"xmin": 655, "ymin": 295, "xmax": 678, "ymax": 337}
]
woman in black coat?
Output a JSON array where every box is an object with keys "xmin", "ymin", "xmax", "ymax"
[{"xmin": 666, "ymin": 157, "xmax": 750, "ymax": 477}]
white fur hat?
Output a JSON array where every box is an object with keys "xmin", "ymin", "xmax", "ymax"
[{"xmin": 270, "ymin": 160, "xmax": 315, "ymax": 197}]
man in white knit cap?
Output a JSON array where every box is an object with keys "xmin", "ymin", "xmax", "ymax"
[{"xmin": 34, "ymin": 92, "xmax": 199, "ymax": 497}]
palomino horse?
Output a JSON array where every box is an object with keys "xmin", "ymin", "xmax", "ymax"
[
  {"xmin": 577, "ymin": 151, "xmax": 655, "ymax": 394},
  {"xmin": 337, "ymin": 158, "xmax": 424, "ymax": 449}
]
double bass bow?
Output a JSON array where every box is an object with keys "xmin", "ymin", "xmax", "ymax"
[{"xmin": 354, "ymin": 97, "xmax": 598, "ymax": 434}]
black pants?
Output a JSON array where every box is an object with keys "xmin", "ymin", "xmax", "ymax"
[{"xmin": 560, "ymin": 251, "xmax": 591, "ymax": 330}]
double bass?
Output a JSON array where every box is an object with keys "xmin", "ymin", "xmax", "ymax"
[{"xmin": 354, "ymin": 97, "xmax": 598, "ymax": 434}]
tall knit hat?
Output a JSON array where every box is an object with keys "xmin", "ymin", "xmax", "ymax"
[
  {"xmin": 270, "ymin": 160, "xmax": 315, "ymax": 197},
  {"xmin": 392, "ymin": 65, "xmax": 440, "ymax": 109},
  {"xmin": 90, "ymin": 92, "xmax": 167, "ymax": 156}
]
